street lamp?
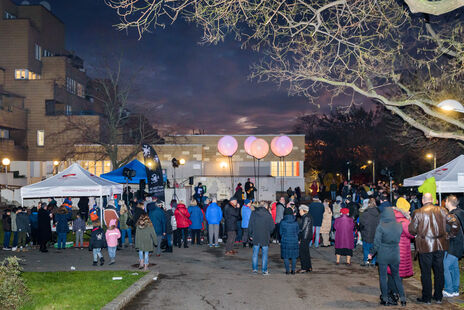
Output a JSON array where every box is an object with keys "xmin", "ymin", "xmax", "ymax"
[
  {"xmin": 179, "ymin": 158, "xmax": 186, "ymax": 165},
  {"xmin": 438, "ymin": 99, "xmax": 464, "ymax": 113},
  {"xmin": 367, "ymin": 160, "xmax": 375, "ymax": 185},
  {"xmin": 53, "ymin": 160, "xmax": 59, "ymax": 175},
  {"xmin": 2, "ymin": 158, "xmax": 10, "ymax": 189},
  {"xmin": 426, "ymin": 153, "xmax": 437, "ymax": 170}
]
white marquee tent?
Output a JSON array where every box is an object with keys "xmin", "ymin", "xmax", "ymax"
[{"xmin": 403, "ymin": 155, "xmax": 464, "ymax": 202}]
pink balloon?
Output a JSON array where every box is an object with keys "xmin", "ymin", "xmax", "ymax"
[
  {"xmin": 244, "ymin": 136, "xmax": 257, "ymax": 156},
  {"xmin": 217, "ymin": 136, "xmax": 238, "ymax": 157},
  {"xmin": 270, "ymin": 137, "xmax": 279, "ymax": 155},
  {"xmin": 251, "ymin": 138, "xmax": 269, "ymax": 160},
  {"xmin": 272, "ymin": 136, "xmax": 293, "ymax": 157}
]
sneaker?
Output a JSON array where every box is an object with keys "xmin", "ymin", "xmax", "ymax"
[
  {"xmin": 2, "ymin": 247, "xmax": 11, "ymax": 251},
  {"xmin": 11, "ymin": 247, "xmax": 17, "ymax": 252},
  {"xmin": 208, "ymin": 244, "xmax": 213, "ymax": 248},
  {"xmin": 214, "ymin": 244, "xmax": 220, "ymax": 248},
  {"xmin": 92, "ymin": 261, "xmax": 97, "ymax": 266},
  {"xmin": 100, "ymin": 257, "xmax": 105, "ymax": 266},
  {"xmin": 262, "ymin": 271, "xmax": 269, "ymax": 276},
  {"xmin": 252, "ymin": 270, "xmax": 258, "ymax": 274},
  {"xmin": 360, "ymin": 262, "xmax": 368, "ymax": 267},
  {"xmin": 109, "ymin": 260, "xmax": 115, "ymax": 265},
  {"xmin": 443, "ymin": 290, "xmax": 454, "ymax": 298},
  {"xmin": 416, "ymin": 297, "xmax": 431, "ymax": 305},
  {"xmin": 453, "ymin": 292, "xmax": 460, "ymax": 297},
  {"xmin": 433, "ymin": 298, "xmax": 442, "ymax": 304}
]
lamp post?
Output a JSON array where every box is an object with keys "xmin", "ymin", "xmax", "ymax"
[
  {"xmin": 2, "ymin": 158, "xmax": 10, "ymax": 189},
  {"xmin": 53, "ymin": 160, "xmax": 59, "ymax": 175},
  {"xmin": 426, "ymin": 153, "xmax": 436, "ymax": 170},
  {"xmin": 367, "ymin": 160, "xmax": 375, "ymax": 185}
]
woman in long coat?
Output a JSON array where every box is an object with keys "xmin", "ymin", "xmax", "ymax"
[
  {"xmin": 38, "ymin": 202, "xmax": 52, "ymax": 252},
  {"xmin": 333, "ymin": 208, "xmax": 354, "ymax": 265},
  {"xmin": 320, "ymin": 199, "xmax": 333, "ymax": 247},
  {"xmin": 280, "ymin": 211, "xmax": 300, "ymax": 274}
]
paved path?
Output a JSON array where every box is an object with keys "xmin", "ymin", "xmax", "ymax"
[{"xmin": 0, "ymin": 244, "xmax": 461, "ymax": 309}]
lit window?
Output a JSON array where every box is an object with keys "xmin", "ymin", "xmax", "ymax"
[
  {"xmin": 270, "ymin": 161, "xmax": 300, "ymax": 177},
  {"xmin": 14, "ymin": 69, "xmax": 40, "ymax": 80},
  {"xmin": 0, "ymin": 129, "xmax": 10, "ymax": 139},
  {"xmin": 77, "ymin": 83, "xmax": 85, "ymax": 98},
  {"xmin": 65, "ymin": 105, "xmax": 72, "ymax": 115},
  {"xmin": 37, "ymin": 130, "xmax": 44, "ymax": 146}
]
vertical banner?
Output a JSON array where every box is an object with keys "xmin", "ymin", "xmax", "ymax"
[{"xmin": 141, "ymin": 143, "xmax": 165, "ymax": 202}]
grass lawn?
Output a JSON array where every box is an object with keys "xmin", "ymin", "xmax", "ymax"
[{"xmin": 20, "ymin": 270, "xmax": 147, "ymax": 310}]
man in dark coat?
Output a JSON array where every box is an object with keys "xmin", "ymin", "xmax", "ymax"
[
  {"xmin": 359, "ymin": 202, "xmax": 380, "ymax": 266},
  {"xmin": 443, "ymin": 195, "xmax": 464, "ymax": 297},
  {"xmin": 78, "ymin": 197, "xmax": 90, "ymax": 222},
  {"xmin": 369, "ymin": 208, "xmax": 405, "ymax": 306},
  {"xmin": 297, "ymin": 205, "xmax": 313, "ymax": 273},
  {"xmin": 248, "ymin": 201, "xmax": 275, "ymax": 275},
  {"xmin": 38, "ymin": 202, "xmax": 52, "ymax": 252},
  {"xmin": 224, "ymin": 197, "xmax": 240, "ymax": 255},
  {"xmin": 377, "ymin": 193, "xmax": 392, "ymax": 213},
  {"xmin": 309, "ymin": 197, "xmax": 324, "ymax": 248}
]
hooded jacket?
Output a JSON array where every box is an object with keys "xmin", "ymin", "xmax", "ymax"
[
  {"xmin": 148, "ymin": 205, "xmax": 166, "ymax": 235},
  {"xmin": 248, "ymin": 207, "xmax": 275, "ymax": 246},
  {"xmin": 205, "ymin": 202, "xmax": 223, "ymax": 225},
  {"xmin": 174, "ymin": 204, "xmax": 191, "ymax": 229},
  {"xmin": 241, "ymin": 205, "xmax": 253, "ymax": 229},
  {"xmin": 389, "ymin": 208, "xmax": 414, "ymax": 277},
  {"xmin": 280, "ymin": 214, "xmax": 300, "ymax": 259},
  {"xmin": 371, "ymin": 208, "xmax": 403, "ymax": 265},
  {"xmin": 188, "ymin": 205, "xmax": 204, "ymax": 230},
  {"xmin": 54, "ymin": 207, "xmax": 72, "ymax": 234},
  {"xmin": 16, "ymin": 211, "xmax": 31, "ymax": 233},
  {"xmin": 135, "ymin": 216, "xmax": 158, "ymax": 252},
  {"xmin": 89, "ymin": 226, "xmax": 107, "ymax": 249},
  {"xmin": 359, "ymin": 207, "xmax": 380, "ymax": 244}
]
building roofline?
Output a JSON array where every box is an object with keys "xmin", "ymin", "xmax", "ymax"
[
  {"xmin": 20, "ymin": 3, "xmax": 65, "ymax": 25},
  {"xmin": 167, "ymin": 134, "xmax": 306, "ymax": 137}
]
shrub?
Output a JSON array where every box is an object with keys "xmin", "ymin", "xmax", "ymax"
[{"xmin": 0, "ymin": 256, "xmax": 29, "ymax": 310}]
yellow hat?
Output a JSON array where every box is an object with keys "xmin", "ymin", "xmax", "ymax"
[{"xmin": 396, "ymin": 197, "xmax": 410, "ymax": 213}]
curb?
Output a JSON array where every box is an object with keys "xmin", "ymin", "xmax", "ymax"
[{"xmin": 102, "ymin": 271, "xmax": 158, "ymax": 310}]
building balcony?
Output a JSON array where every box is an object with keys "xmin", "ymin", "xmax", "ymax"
[
  {"xmin": 0, "ymin": 139, "xmax": 27, "ymax": 161},
  {"xmin": 0, "ymin": 105, "xmax": 27, "ymax": 130}
]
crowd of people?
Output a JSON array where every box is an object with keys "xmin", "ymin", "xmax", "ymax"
[{"xmin": 1, "ymin": 178, "xmax": 463, "ymax": 306}]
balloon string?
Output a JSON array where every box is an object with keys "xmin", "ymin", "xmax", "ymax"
[{"xmin": 257, "ymin": 159, "xmax": 260, "ymax": 201}]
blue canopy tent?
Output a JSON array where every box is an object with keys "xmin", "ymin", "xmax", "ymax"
[{"xmin": 100, "ymin": 159, "xmax": 148, "ymax": 184}]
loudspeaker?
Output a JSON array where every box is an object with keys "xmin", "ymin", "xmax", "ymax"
[
  {"xmin": 122, "ymin": 167, "xmax": 136, "ymax": 179},
  {"xmin": 189, "ymin": 176, "xmax": 194, "ymax": 185},
  {"xmin": 139, "ymin": 179, "xmax": 146, "ymax": 191}
]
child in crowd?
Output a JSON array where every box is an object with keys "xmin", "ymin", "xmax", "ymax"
[
  {"xmin": 72, "ymin": 214, "xmax": 86, "ymax": 249},
  {"xmin": 135, "ymin": 214, "xmax": 157, "ymax": 271},
  {"xmin": 89, "ymin": 221, "xmax": 106, "ymax": 266},
  {"xmin": 105, "ymin": 219, "xmax": 121, "ymax": 265},
  {"xmin": 2, "ymin": 209, "xmax": 11, "ymax": 250}
]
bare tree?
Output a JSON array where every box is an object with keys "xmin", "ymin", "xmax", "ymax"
[{"xmin": 105, "ymin": 0, "xmax": 464, "ymax": 142}]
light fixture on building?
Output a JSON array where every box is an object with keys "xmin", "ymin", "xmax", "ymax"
[
  {"xmin": 147, "ymin": 161, "xmax": 153, "ymax": 168},
  {"xmin": 2, "ymin": 158, "xmax": 10, "ymax": 166},
  {"xmin": 438, "ymin": 99, "xmax": 464, "ymax": 113},
  {"xmin": 106, "ymin": 162, "xmax": 111, "ymax": 167},
  {"xmin": 53, "ymin": 160, "xmax": 59, "ymax": 166},
  {"xmin": 220, "ymin": 161, "xmax": 228, "ymax": 169},
  {"xmin": 179, "ymin": 158, "xmax": 186, "ymax": 165}
]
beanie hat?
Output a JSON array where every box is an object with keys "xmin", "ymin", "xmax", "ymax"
[
  {"xmin": 244, "ymin": 199, "xmax": 251, "ymax": 206},
  {"xmin": 340, "ymin": 208, "xmax": 349, "ymax": 215},
  {"xmin": 396, "ymin": 197, "xmax": 411, "ymax": 213}
]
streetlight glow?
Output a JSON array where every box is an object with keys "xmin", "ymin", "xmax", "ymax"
[
  {"xmin": 426, "ymin": 153, "xmax": 433, "ymax": 159},
  {"xmin": 367, "ymin": 160, "xmax": 373, "ymax": 164},
  {"xmin": 2, "ymin": 158, "xmax": 10, "ymax": 166},
  {"xmin": 179, "ymin": 158, "xmax": 186, "ymax": 165},
  {"xmin": 220, "ymin": 161, "xmax": 228, "ymax": 169},
  {"xmin": 53, "ymin": 160, "xmax": 59, "ymax": 166},
  {"xmin": 438, "ymin": 99, "xmax": 464, "ymax": 113}
]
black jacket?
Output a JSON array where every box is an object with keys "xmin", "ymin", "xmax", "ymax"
[
  {"xmin": 89, "ymin": 227, "xmax": 107, "ymax": 249},
  {"xmin": 16, "ymin": 212, "xmax": 31, "ymax": 233},
  {"xmin": 132, "ymin": 208, "xmax": 146, "ymax": 227},
  {"xmin": 359, "ymin": 207, "xmax": 380, "ymax": 244},
  {"xmin": 224, "ymin": 204, "xmax": 240, "ymax": 232},
  {"xmin": 371, "ymin": 208, "xmax": 402, "ymax": 265},
  {"xmin": 448, "ymin": 208, "xmax": 464, "ymax": 259},
  {"xmin": 38, "ymin": 208, "xmax": 52, "ymax": 243},
  {"xmin": 299, "ymin": 213, "xmax": 313, "ymax": 241},
  {"xmin": 2, "ymin": 214, "xmax": 11, "ymax": 232},
  {"xmin": 248, "ymin": 207, "xmax": 275, "ymax": 246},
  {"xmin": 164, "ymin": 209, "xmax": 174, "ymax": 234},
  {"xmin": 348, "ymin": 202, "xmax": 360, "ymax": 220}
]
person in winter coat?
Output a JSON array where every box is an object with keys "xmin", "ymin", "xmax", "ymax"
[
  {"xmin": 78, "ymin": 197, "xmax": 89, "ymax": 222},
  {"xmin": 321, "ymin": 199, "xmax": 333, "ymax": 247},
  {"xmin": 72, "ymin": 214, "xmax": 86, "ymax": 249},
  {"xmin": 333, "ymin": 208, "xmax": 355, "ymax": 265},
  {"xmin": 89, "ymin": 221, "xmax": 107, "ymax": 266},
  {"xmin": 135, "ymin": 214, "xmax": 158, "ymax": 271},
  {"xmin": 241, "ymin": 200, "xmax": 253, "ymax": 248},
  {"xmin": 29, "ymin": 206, "xmax": 39, "ymax": 247},
  {"xmin": 16, "ymin": 207, "xmax": 31, "ymax": 251},
  {"xmin": 280, "ymin": 209, "xmax": 300, "ymax": 274},
  {"xmin": 163, "ymin": 202, "xmax": 175, "ymax": 253},
  {"xmin": 188, "ymin": 200, "xmax": 205, "ymax": 245},
  {"xmin": 224, "ymin": 197, "xmax": 240, "ymax": 255},
  {"xmin": 368, "ymin": 208, "xmax": 405, "ymax": 306},
  {"xmin": 119, "ymin": 202, "xmax": 133, "ymax": 248},
  {"xmin": 11, "ymin": 207, "xmax": 18, "ymax": 251},
  {"xmin": 443, "ymin": 195, "xmax": 464, "ymax": 298},
  {"xmin": 132, "ymin": 202, "xmax": 146, "ymax": 229},
  {"xmin": 174, "ymin": 202, "xmax": 191, "ymax": 248},
  {"xmin": 298, "ymin": 205, "xmax": 313, "ymax": 273},
  {"xmin": 105, "ymin": 219, "xmax": 121, "ymax": 264},
  {"xmin": 205, "ymin": 198, "xmax": 222, "ymax": 247},
  {"xmin": 332, "ymin": 196, "xmax": 343, "ymax": 219},
  {"xmin": 248, "ymin": 201, "xmax": 275, "ymax": 275},
  {"xmin": 54, "ymin": 205, "xmax": 72, "ymax": 250},
  {"xmin": 359, "ymin": 198, "xmax": 380, "ymax": 266},
  {"xmin": 38, "ymin": 202, "xmax": 52, "ymax": 252},
  {"xmin": 274, "ymin": 198, "xmax": 285, "ymax": 242},
  {"xmin": 148, "ymin": 200, "xmax": 166, "ymax": 256},
  {"xmin": 2, "ymin": 209, "xmax": 12, "ymax": 250},
  {"xmin": 309, "ymin": 196, "xmax": 325, "ymax": 248}
]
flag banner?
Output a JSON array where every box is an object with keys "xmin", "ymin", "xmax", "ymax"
[{"xmin": 141, "ymin": 143, "xmax": 165, "ymax": 202}]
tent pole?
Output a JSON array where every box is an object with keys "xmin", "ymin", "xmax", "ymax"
[
  {"xmin": 439, "ymin": 191, "xmax": 442, "ymax": 206},
  {"xmin": 99, "ymin": 193, "xmax": 103, "ymax": 227}
]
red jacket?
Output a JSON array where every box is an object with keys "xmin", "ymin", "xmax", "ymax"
[
  {"xmin": 271, "ymin": 202, "xmax": 277, "ymax": 224},
  {"xmin": 175, "ymin": 204, "xmax": 191, "ymax": 228},
  {"xmin": 388, "ymin": 209, "xmax": 414, "ymax": 278}
]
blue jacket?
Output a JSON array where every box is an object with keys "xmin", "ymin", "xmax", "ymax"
[
  {"xmin": 55, "ymin": 210, "xmax": 72, "ymax": 234},
  {"xmin": 241, "ymin": 206, "xmax": 252, "ymax": 228},
  {"xmin": 29, "ymin": 212, "xmax": 38, "ymax": 229},
  {"xmin": 309, "ymin": 201, "xmax": 325, "ymax": 226},
  {"xmin": 378, "ymin": 201, "xmax": 392, "ymax": 213},
  {"xmin": 188, "ymin": 205, "xmax": 204, "ymax": 230},
  {"xmin": 279, "ymin": 214, "xmax": 300, "ymax": 259},
  {"xmin": 205, "ymin": 203, "xmax": 222, "ymax": 225},
  {"xmin": 148, "ymin": 206, "xmax": 166, "ymax": 235}
]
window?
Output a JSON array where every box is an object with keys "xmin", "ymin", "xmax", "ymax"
[
  {"xmin": 270, "ymin": 161, "xmax": 300, "ymax": 177},
  {"xmin": 66, "ymin": 77, "xmax": 77, "ymax": 94},
  {"xmin": 0, "ymin": 129, "xmax": 10, "ymax": 139},
  {"xmin": 77, "ymin": 83, "xmax": 85, "ymax": 98},
  {"xmin": 15, "ymin": 69, "xmax": 40, "ymax": 80},
  {"xmin": 37, "ymin": 130, "xmax": 45, "ymax": 146},
  {"xmin": 4, "ymin": 11, "xmax": 16, "ymax": 19},
  {"xmin": 35, "ymin": 44, "xmax": 42, "ymax": 61},
  {"xmin": 81, "ymin": 160, "xmax": 111, "ymax": 176},
  {"xmin": 43, "ymin": 49, "xmax": 54, "ymax": 57},
  {"xmin": 65, "ymin": 105, "xmax": 72, "ymax": 115},
  {"xmin": 45, "ymin": 100, "xmax": 55, "ymax": 115}
]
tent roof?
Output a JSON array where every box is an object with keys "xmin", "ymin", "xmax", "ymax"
[
  {"xmin": 100, "ymin": 159, "xmax": 148, "ymax": 184},
  {"xmin": 403, "ymin": 155, "xmax": 464, "ymax": 193},
  {"xmin": 21, "ymin": 163, "xmax": 123, "ymax": 199}
]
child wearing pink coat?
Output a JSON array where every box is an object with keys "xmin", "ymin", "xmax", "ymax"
[{"xmin": 105, "ymin": 219, "xmax": 121, "ymax": 265}]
